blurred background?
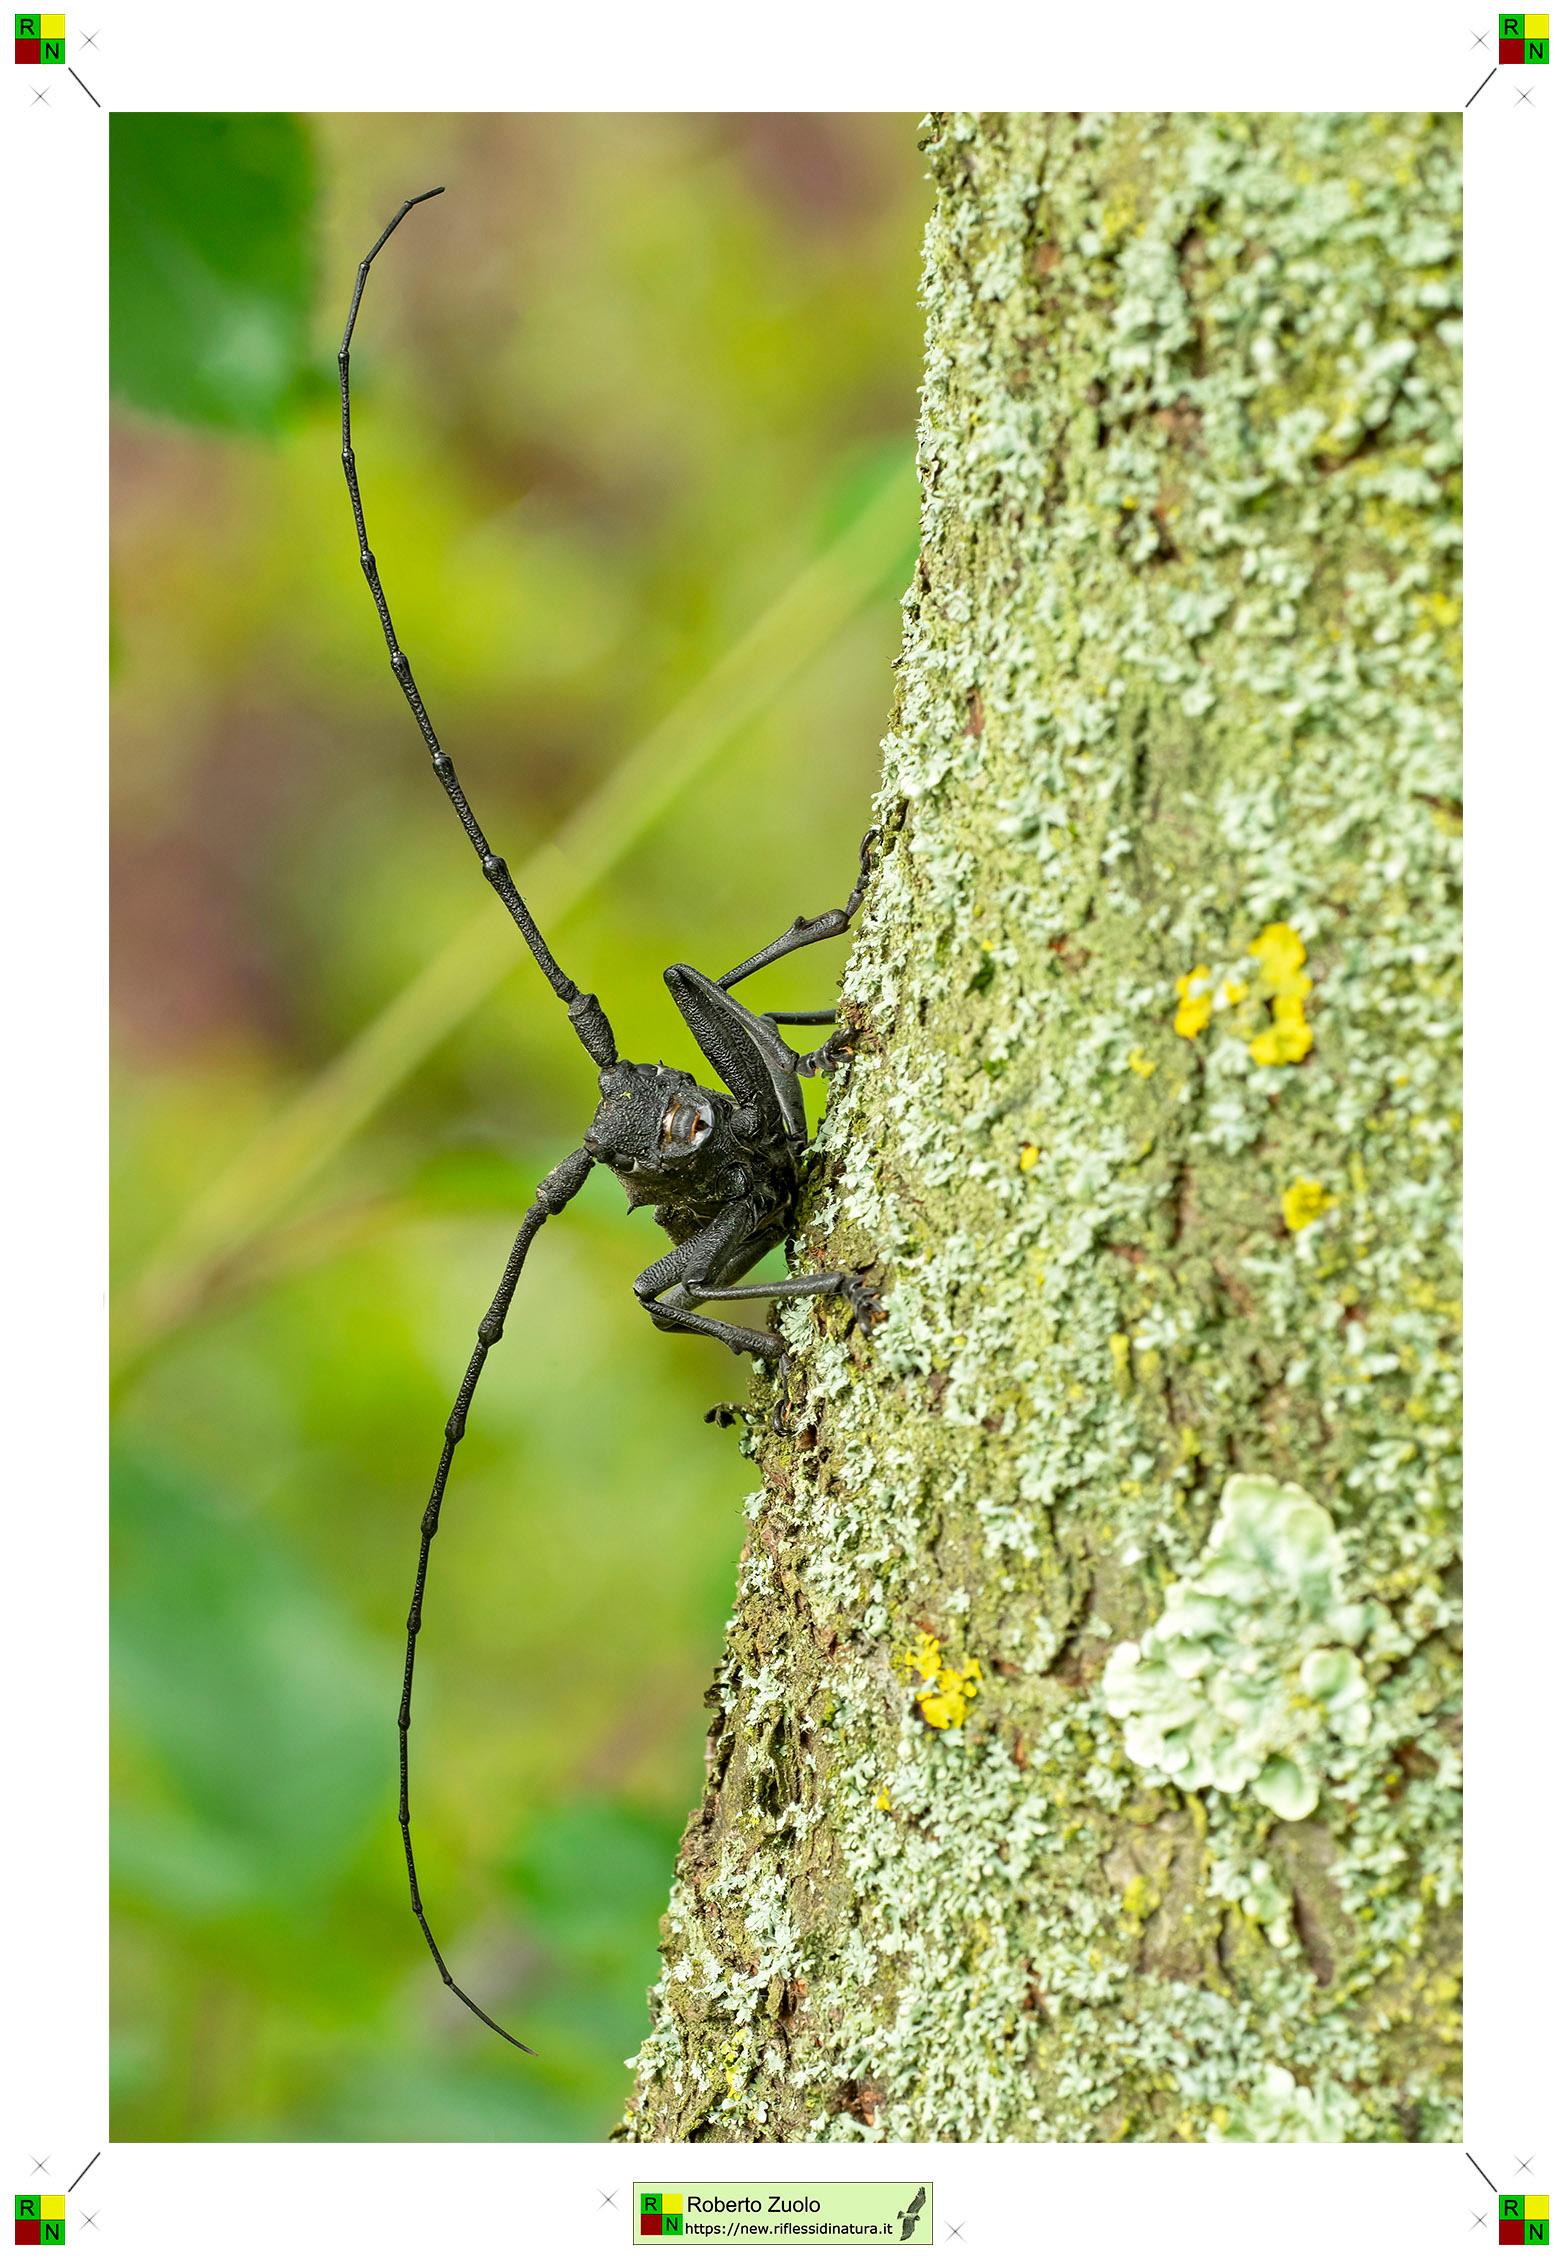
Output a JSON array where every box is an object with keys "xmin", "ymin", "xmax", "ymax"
[{"xmin": 110, "ymin": 112, "xmax": 924, "ymax": 2141}]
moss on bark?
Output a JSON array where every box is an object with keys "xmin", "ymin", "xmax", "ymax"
[{"xmin": 621, "ymin": 111, "xmax": 1461, "ymax": 2145}]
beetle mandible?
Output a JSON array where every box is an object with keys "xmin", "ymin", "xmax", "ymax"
[{"xmin": 338, "ymin": 188, "xmax": 882, "ymax": 2052}]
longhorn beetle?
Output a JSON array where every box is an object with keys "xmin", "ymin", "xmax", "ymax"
[{"xmin": 338, "ymin": 188, "xmax": 883, "ymax": 2052}]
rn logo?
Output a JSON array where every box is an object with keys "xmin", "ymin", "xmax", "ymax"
[
  {"xmin": 13, "ymin": 13, "xmax": 67, "ymax": 66},
  {"xmin": 1497, "ymin": 11, "xmax": 1551, "ymax": 64},
  {"xmin": 13, "ymin": 2193, "xmax": 67, "ymax": 2246}
]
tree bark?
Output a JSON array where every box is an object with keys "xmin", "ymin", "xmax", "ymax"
[{"xmin": 621, "ymin": 111, "xmax": 1461, "ymax": 2145}]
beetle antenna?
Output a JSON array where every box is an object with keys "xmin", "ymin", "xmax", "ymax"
[
  {"xmin": 398, "ymin": 1145, "xmax": 597, "ymax": 2052},
  {"xmin": 338, "ymin": 189, "xmax": 618, "ymax": 1073}
]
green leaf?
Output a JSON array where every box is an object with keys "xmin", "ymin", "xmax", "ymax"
[{"xmin": 111, "ymin": 114, "xmax": 319, "ymax": 432}]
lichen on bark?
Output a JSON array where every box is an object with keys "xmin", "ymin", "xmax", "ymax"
[{"xmin": 620, "ymin": 111, "xmax": 1461, "ymax": 2145}]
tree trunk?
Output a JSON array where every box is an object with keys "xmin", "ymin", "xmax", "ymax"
[{"xmin": 621, "ymin": 110, "xmax": 1461, "ymax": 2145}]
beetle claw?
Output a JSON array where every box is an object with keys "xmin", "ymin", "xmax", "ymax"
[
  {"xmin": 769, "ymin": 1347, "xmax": 797, "ymax": 1435},
  {"xmin": 847, "ymin": 1266, "xmax": 885, "ymax": 1334}
]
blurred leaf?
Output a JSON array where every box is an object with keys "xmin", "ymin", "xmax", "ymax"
[
  {"xmin": 111, "ymin": 114, "xmax": 319, "ymax": 431},
  {"xmin": 294, "ymin": 2056, "xmax": 586, "ymax": 2143},
  {"xmin": 112, "ymin": 1449, "xmax": 384, "ymax": 1909},
  {"xmin": 508, "ymin": 1798, "xmax": 678, "ymax": 1982}
]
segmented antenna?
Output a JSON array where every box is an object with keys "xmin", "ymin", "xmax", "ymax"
[
  {"xmin": 337, "ymin": 187, "xmax": 618, "ymax": 1073},
  {"xmin": 338, "ymin": 192, "xmax": 618, "ymax": 2052},
  {"xmin": 395, "ymin": 1145, "xmax": 596, "ymax": 2052}
]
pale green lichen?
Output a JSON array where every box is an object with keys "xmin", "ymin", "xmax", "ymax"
[
  {"xmin": 1207, "ymin": 1849, "xmax": 1293, "ymax": 1945},
  {"xmin": 1209, "ymin": 2065, "xmax": 1360, "ymax": 2143},
  {"xmin": 1102, "ymin": 1474, "xmax": 1384, "ymax": 1819},
  {"xmin": 620, "ymin": 110, "xmax": 1460, "ymax": 2147}
]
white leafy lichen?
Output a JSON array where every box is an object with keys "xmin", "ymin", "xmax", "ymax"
[
  {"xmin": 1102, "ymin": 1474, "xmax": 1383, "ymax": 1819},
  {"xmin": 1209, "ymin": 2064, "xmax": 1359, "ymax": 2144}
]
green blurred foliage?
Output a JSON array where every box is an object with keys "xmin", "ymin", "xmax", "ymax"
[
  {"xmin": 111, "ymin": 113, "xmax": 924, "ymax": 2141},
  {"xmin": 111, "ymin": 116, "xmax": 322, "ymax": 431}
]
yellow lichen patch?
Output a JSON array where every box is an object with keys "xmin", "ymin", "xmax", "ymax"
[
  {"xmin": 1018, "ymin": 1141, "xmax": 1041, "ymax": 1171},
  {"xmin": 1128, "ymin": 1048, "xmax": 1157, "ymax": 1078},
  {"xmin": 874, "ymin": 1785, "xmax": 892, "ymax": 1812},
  {"xmin": 1099, "ymin": 189, "xmax": 1139, "ymax": 244},
  {"xmin": 1247, "ymin": 923, "xmax": 1316, "ymax": 1064},
  {"xmin": 1121, "ymin": 1871, "xmax": 1159, "ymax": 1924},
  {"xmin": 1251, "ymin": 1000, "xmax": 1313, "ymax": 1065},
  {"xmin": 1249, "ymin": 922, "xmax": 1306, "ymax": 987},
  {"xmin": 1220, "ymin": 975, "xmax": 1249, "ymax": 1006},
  {"xmin": 1282, "ymin": 1178, "xmax": 1336, "ymax": 1232},
  {"xmin": 1109, "ymin": 1331, "xmax": 1132, "ymax": 1391},
  {"xmin": 1174, "ymin": 965, "xmax": 1214, "ymax": 1039},
  {"xmin": 902, "ymin": 1631, "xmax": 982, "ymax": 1732}
]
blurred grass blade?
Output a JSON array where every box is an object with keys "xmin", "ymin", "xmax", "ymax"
[{"xmin": 116, "ymin": 460, "xmax": 912, "ymax": 1379}]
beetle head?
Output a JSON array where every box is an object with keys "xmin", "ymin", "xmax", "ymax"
[{"xmin": 586, "ymin": 1061, "xmax": 716, "ymax": 1173}]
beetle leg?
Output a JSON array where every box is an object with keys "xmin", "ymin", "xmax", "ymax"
[
  {"xmin": 685, "ymin": 1270, "xmax": 882, "ymax": 1334},
  {"xmin": 716, "ymin": 827, "xmax": 878, "ymax": 990},
  {"xmin": 633, "ymin": 1204, "xmax": 787, "ymax": 1358},
  {"xmin": 771, "ymin": 1345, "xmax": 795, "ymax": 1435},
  {"xmin": 795, "ymin": 1026, "xmax": 862, "ymax": 1078},
  {"xmin": 703, "ymin": 1400, "xmax": 751, "ymax": 1429}
]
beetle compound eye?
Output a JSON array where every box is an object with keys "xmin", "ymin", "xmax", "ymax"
[{"xmin": 659, "ymin": 1096, "xmax": 715, "ymax": 1153}]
